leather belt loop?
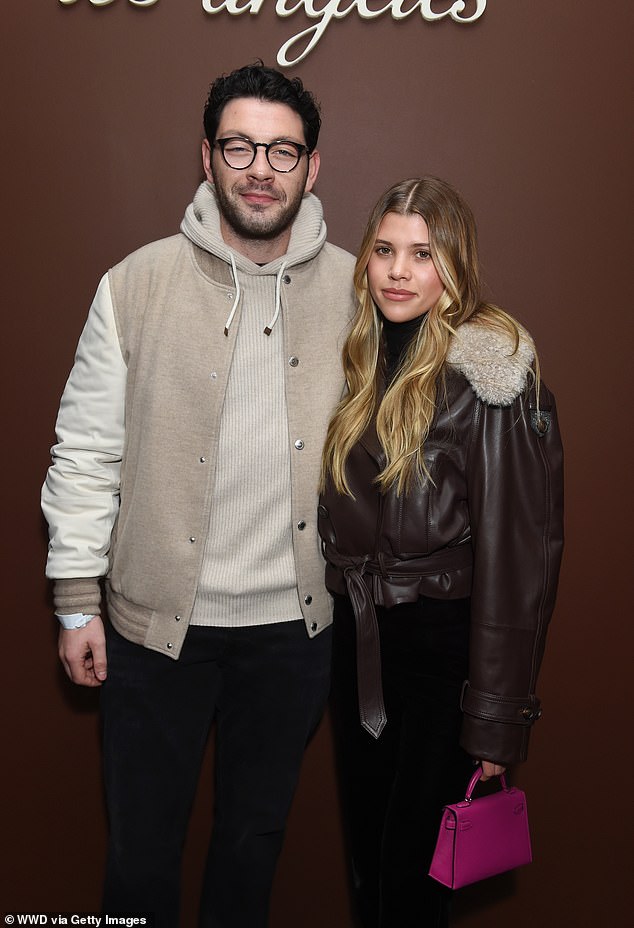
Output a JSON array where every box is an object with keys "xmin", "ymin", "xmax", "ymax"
[{"xmin": 460, "ymin": 679, "xmax": 470, "ymax": 711}]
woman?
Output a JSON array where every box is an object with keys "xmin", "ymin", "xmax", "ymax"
[{"xmin": 319, "ymin": 177, "xmax": 563, "ymax": 927}]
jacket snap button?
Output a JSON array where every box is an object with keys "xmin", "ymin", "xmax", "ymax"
[
  {"xmin": 210, "ymin": 371, "xmax": 218, "ymax": 380},
  {"xmin": 199, "ymin": 456, "xmax": 206, "ymax": 463},
  {"xmin": 189, "ymin": 536, "xmax": 196, "ymax": 543},
  {"xmin": 174, "ymin": 615, "xmax": 181, "ymax": 622},
  {"xmin": 304, "ymin": 594, "xmax": 312, "ymax": 605},
  {"xmin": 521, "ymin": 707, "xmax": 534, "ymax": 720},
  {"xmin": 297, "ymin": 520, "xmax": 306, "ymax": 530},
  {"xmin": 283, "ymin": 275, "xmax": 291, "ymax": 284},
  {"xmin": 288, "ymin": 356, "xmax": 299, "ymax": 367},
  {"xmin": 294, "ymin": 439, "xmax": 304, "ymax": 450},
  {"xmin": 310, "ymin": 622, "xmax": 317, "ymax": 632},
  {"xmin": 166, "ymin": 642, "xmax": 173, "ymax": 650}
]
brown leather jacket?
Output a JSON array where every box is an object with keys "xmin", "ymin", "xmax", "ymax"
[{"xmin": 318, "ymin": 322, "xmax": 564, "ymax": 765}]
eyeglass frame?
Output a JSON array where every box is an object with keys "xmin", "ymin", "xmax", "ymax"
[{"xmin": 213, "ymin": 136, "xmax": 312, "ymax": 174}]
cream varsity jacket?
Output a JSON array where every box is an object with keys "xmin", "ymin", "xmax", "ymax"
[{"xmin": 42, "ymin": 188, "xmax": 355, "ymax": 658}]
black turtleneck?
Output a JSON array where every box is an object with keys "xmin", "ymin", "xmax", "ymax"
[{"xmin": 381, "ymin": 313, "xmax": 427, "ymax": 382}]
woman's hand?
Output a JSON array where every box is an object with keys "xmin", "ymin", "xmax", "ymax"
[{"xmin": 480, "ymin": 760, "xmax": 506, "ymax": 781}]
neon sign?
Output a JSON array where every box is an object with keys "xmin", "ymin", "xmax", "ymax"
[{"xmin": 58, "ymin": 1, "xmax": 487, "ymax": 68}]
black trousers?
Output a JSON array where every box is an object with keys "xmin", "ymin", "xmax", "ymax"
[
  {"xmin": 100, "ymin": 620, "xmax": 331, "ymax": 928},
  {"xmin": 330, "ymin": 595, "xmax": 474, "ymax": 928}
]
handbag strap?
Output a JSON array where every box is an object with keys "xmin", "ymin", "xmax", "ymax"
[{"xmin": 465, "ymin": 766, "xmax": 508, "ymax": 801}]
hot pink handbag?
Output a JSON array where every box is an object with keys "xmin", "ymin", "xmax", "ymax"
[{"xmin": 428, "ymin": 766, "xmax": 532, "ymax": 888}]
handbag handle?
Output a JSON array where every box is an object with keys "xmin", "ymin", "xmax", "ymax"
[{"xmin": 465, "ymin": 766, "xmax": 508, "ymax": 801}]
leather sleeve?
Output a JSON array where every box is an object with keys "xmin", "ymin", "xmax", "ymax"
[{"xmin": 460, "ymin": 382, "xmax": 564, "ymax": 765}]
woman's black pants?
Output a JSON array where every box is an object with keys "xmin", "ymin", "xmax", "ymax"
[{"xmin": 330, "ymin": 594, "xmax": 474, "ymax": 928}]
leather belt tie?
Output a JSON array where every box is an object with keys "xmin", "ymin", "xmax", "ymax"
[
  {"xmin": 342, "ymin": 560, "xmax": 387, "ymax": 739},
  {"xmin": 323, "ymin": 543, "xmax": 473, "ymax": 741}
]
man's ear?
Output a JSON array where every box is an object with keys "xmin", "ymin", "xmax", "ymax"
[
  {"xmin": 304, "ymin": 149, "xmax": 320, "ymax": 194},
  {"xmin": 202, "ymin": 139, "xmax": 214, "ymax": 184}
]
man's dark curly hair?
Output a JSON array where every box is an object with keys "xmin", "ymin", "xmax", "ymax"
[{"xmin": 203, "ymin": 62, "xmax": 321, "ymax": 153}]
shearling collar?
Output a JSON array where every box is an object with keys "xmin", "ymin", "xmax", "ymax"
[{"xmin": 447, "ymin": 319, "xmax": 535, "ymax": 407}]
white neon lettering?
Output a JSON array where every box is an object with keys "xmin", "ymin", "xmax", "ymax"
[{"xmin": 57, "ymin": 1, "xmax": 487, "ymax": 66}]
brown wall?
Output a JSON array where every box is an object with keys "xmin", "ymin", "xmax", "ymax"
[{"xmin": 3, "ymin": 1, "xmax": 632, "ymax": 925}]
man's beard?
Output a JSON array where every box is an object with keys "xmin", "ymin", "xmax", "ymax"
[{"xmin": 214, "ymin": 180, "xmax": 306, "ymax": 241}]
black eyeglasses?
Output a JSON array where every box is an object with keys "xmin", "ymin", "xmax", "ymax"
[{"xmin": 214, "ymin": 137, "xmax": 310, "ymax": 173}]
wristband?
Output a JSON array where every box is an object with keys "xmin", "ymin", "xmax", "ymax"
[{"xmin": 56, "ymin": 612, "xmax": 96, "ymax": 630}]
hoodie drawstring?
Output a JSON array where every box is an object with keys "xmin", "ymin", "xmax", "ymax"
[
  {"xmin": 264, "ymin": 263, "xmax": 287, "ymax": 336},
  {"xmin": 223, "ymin": 257, "xmax": 286, "ymax": 338},
  {"xmin": 223, "ymin": 253, "xmax": 241, "ymax": 337}
]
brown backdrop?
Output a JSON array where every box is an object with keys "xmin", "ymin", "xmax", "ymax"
[{"xmin": 3, "ymin": 1, "xmax": 632, "ymax": 925}]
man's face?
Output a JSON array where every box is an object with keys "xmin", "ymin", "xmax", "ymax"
[{"xmin": 202, "ymin": 98, "xmax": 320, "ymax": 248}]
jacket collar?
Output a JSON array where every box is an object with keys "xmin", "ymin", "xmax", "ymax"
[{"xmin": 447, "ymin": 320, "xmax": 535, "ymax": 406}]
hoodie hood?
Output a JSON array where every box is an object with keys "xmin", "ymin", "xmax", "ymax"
[
  {"xmin": 181, "ymin": 181, "xmax": 328, "ymax": 272},
  {"xmin": 180, "ymin": 181, "xmax": 327, "ymax": 334}
]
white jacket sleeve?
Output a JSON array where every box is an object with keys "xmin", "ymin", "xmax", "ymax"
[{"xmin": 42, "ymin": 274, "xmax": 126, "ymax": 586}]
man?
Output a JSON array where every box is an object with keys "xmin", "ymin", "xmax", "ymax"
[{"xmin": 42, "ymin": 64, "xmax": 355, "ymax": 927}]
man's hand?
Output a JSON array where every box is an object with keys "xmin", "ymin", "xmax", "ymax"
[
  {"xmin": 58, "ymin": 615, "xmax": 107, "ymax": 686},
  {"xmin": 480, "ymin": 760, "xmax": 506, "ymax": 781}
]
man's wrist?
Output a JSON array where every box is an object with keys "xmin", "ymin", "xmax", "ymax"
[{"xmin": 56, "ymin": 612, "xmax": 97, "ymax": 630}]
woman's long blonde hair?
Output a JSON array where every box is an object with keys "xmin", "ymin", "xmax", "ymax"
[{"xmin": 322, "ymin": 176, "xmax": 528, "ymax": 496}]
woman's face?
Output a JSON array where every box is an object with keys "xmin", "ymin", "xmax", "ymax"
[{"xmin": 367, "ymin": 212, "xmax": 444, "ymax": 323}]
